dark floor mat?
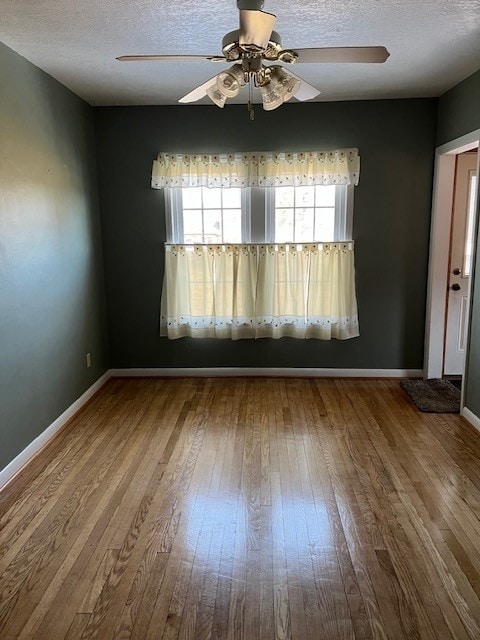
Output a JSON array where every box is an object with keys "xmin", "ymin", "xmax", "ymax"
[
  {"xmin": 447, "ymin": 378, "xmax": 462, "ymax": 390},
  {"xmin": 400, "ymin": 378, "xmax": 460, "ymax": 413}
]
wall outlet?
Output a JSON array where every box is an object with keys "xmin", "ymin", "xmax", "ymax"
[{"xmin": 86, "ymin": 352, "xmax": 92, "ymax": 368}]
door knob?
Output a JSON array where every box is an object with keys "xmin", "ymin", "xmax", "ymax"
[
  {"xmin": 452, "ymin": 267, "xmax": 461, "ymax": 275},
  {"xmin": 451, "ymin": 283, "xmax": 461, "ymax": 291}
]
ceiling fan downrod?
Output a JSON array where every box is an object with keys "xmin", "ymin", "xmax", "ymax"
[{"xmin": 236, "ymin": 0, "xmax": 265, "ymax": 10}]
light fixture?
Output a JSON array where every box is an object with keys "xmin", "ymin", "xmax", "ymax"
[
  {"xmin": 216, "ymin": 64, "xmax": 247, "ymax": 97},
  {"xmin": 273, "ymin": 66, "xmax": 301, "ymax": 102},
  {"xmin": 260, "ymin": 65, "xmax": 301, "ymax": 110},
  {"xmin": 259, "ymin": 80, "xmax": 284, "ymax": 111},
  {"xmin": 206, "ymin": 62, "xmax": 302, "ymax": 113}
]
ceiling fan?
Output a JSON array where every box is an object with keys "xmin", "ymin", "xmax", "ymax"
[{"xmin": 117, "ymin": 0, "xmax": 390, "ymax": 113}]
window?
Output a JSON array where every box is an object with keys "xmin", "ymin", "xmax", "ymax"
[
  {"xmin": 157, "ymin": 149, "xmax": 360, "ymax": 341},
  {"xmin": 264, "ymin": 185, "xmax": 352, "ymax": 243},
  {"xmin": 271, "ymin": 186, "xmax": 336, "ymax": 242},
  {"xmin": 165, "ymin": 184, "xmax": 353, "ymax": 243},
  {"xmin": 165, "ymin": 187, "xmax": 250, "ymax": 244}
]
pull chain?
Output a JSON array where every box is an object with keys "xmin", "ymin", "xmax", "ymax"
[{"xmin": 248, "ymin": 75, "xmax": 255, "ymax": 121}]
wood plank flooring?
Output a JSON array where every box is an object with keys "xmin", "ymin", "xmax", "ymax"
[{"xmin": 2, "ymin": 377, "xmax": 480, "ymax": 639}]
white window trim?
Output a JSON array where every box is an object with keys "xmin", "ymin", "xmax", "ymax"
[
  {"xmin": 164, "ymin": 188, "xmax": 182, "ymax": 244},
  {"xmin": 241, "ymin": 188, "xmax": 251, "ymax": 243},
  {"xmin": 263, "ymin": 188, "xmax": 276, "ymax": 244},
  {"xmin": 337, "ymin": 184, "xmax": 354, "ymax": 241},
  {"xmin": 165, "ymin": 184, "xmax": 353, "ymax": 244}
]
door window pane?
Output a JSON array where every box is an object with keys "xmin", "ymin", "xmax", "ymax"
[{"xmin": 464, "ymin": 174, "xmax": 477, "ymax": 277}]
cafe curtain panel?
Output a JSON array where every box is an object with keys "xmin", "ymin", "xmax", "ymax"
[
  {"xmin": 152, "ymin": 149, "xmax": 360, "ymax": 188},
  {"xmin": 160, "ymin": 243, "xmax": 359, "ymax": 340}
]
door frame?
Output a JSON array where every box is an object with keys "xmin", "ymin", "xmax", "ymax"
[{"xmin": 424, "ymin": 129, "xmax": 480, "ymax": 407}]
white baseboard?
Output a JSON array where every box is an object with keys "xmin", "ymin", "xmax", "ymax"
[
  {"xmin": 0, "ymin": 372, "xmax": 111, "ymax": 491},
  {"xmin": 110, "ymin": 367, "xmax": 423, "ymax": 379},
  {"xmin": 462, "ymin": 407, "xmax": 480, "ymax": 432}
]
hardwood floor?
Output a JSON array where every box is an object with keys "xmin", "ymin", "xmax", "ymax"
[{"xmin": 1, "ymin": 377, "xmax": 480, "ymax": 639}]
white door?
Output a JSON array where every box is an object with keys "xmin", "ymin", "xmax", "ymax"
[{"xmin": 444, "ymin": 152, "xmax": 478, "ymax": 375}]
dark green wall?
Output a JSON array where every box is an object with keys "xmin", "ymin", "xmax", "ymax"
[
  {"xmin": 437, "ymin": 69, "xmax": 480, "ymax": 418},
  {"xmin": 0, "ymin": 42, "xmax": 109, "ymax": 470},
  {"xmin": 94, "ymin": 99, "xmax": 437, "ymax": 370},
  {"xmin": 437, "ymin": 69, "xmax": 480, "ymax": 147}
]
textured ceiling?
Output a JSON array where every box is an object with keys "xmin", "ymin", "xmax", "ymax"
[{"xmin": 1, "ymin": 0, "xmax": 480, "ymax": 106}]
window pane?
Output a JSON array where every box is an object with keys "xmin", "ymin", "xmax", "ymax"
[
  {"xmin": 275, "ymin": 208, "xmax": 294, "ymax": 242},
  {"xmin": 315, "ymin": 185, "xmax": 336, "ymax": 206},
  {"xmin": 204, "ymin": 209, "xmax": 222, "ymax": 243},
  {"xmin": 295, "ymin": 186, "xmax": 315, "ymax": 207},
  {"xmin": 223, "ymin": 209, "xmax": 242, "ymax": 243},
  {"xmin": 168, "ymin": 186, "xmax": 251, "ymax": 243},
  {"xmin": 183, "ymin": 209, "xmax": 203, "ymax": 239},
  {"xmin": 182, "ymin": 187, "xmax": 202, "ymax": 209},
  {"xmin": 295, "ymin": 208, "xmax": 314, "ymax": 242},
  {"xmin": 314, "ymin": 208, "xmax": 335, "ymax": 242},
  {"xmin": 222, "ymin": 188, "xmax": 242, "ymax": 208},
  {"xmin": 276, "ymin": 187, "xmax": 295, "ymax": 208},
  {"xmin": 202, "ymin": 187, "xmax": 222, "ymax": 208}
]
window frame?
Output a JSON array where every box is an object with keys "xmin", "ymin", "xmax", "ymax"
[{"xmin": 165, "ymin": 184, "xmax": 353, "ymax": 244}]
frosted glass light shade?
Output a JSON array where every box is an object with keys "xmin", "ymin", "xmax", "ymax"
[
  {"xmin": 216, "ymin": 64, "xmax": 246, "ymax": 98},
  {"xmin": 274, "ymin": 67, "xmax": 301, "ymax": 102},
  {"xmin": 260, "ymin": 83, "xmax": 284, "ymax": 111},
  {"xmin": 207, "ymin": 85, "xmax": 227, "ymax": 108}
]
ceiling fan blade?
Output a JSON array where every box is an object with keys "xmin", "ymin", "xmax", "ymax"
[
  {"xmin": 117, "ymin": 54, "xmax": 226, "ymax": 62},
  {"xmin": 282, "ymin": 69, "xmax": 321, "ymax": 101},
  {"xmin": 291, "ymin": 46, "xmax": 390, "ymax": 64},
  {"xmin": 239, "ymin": 9, "xmax": 276, "ymax": 51},
  {"xmin": 178, "ymin": 74, "xmax": 220, "ymax": 104}
]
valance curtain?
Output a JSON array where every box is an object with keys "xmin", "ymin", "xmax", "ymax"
[
  {"xmin": 152, "ymin": 149, "xmax": 360, "ymax": 189},
  {"xmin": 160, "ymin": 243, "xmax": 359, "ymax": 340}
]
